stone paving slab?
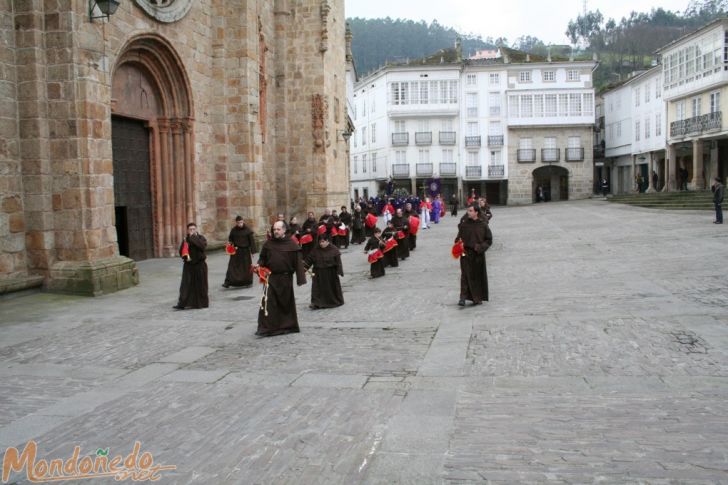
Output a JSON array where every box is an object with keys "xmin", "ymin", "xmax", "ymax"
[{"xmin": 1, "ymin": 200, "xmax": 728, "ymax": 483}]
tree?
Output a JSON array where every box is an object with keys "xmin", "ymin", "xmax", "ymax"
[{"xmin": 565, "ymin": 10, "xmax": 604, "ymax": 46}]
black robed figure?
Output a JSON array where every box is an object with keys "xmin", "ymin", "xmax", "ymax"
[
  {"xmin": 304, "ymin": 234, "xmax": 344, "ymax": 309},
  {"xmin": 455, "ymin": 205, "xmax": 492, "ymax": 306},
  {"xmin": 390, "ymin": 208, "xmax": 410, "ymax": 260},
  {"xmin": 223, "ymin": 216, "xmax": 258, "ymax": 288},
  {"xmin": 174, "ymin": 222, "xmax": 209, "ymax": 310},
  {"xmin": 254, "ymin": 221, "xmax": 307, "ymax": 337},
  {"xmin": 364, "ymin": 227, "xmax": 386, "ymax": 278}
]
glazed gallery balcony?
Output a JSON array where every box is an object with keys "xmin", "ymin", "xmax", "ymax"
[
  {"xmin": 541, "ymin": 148, "xmax": 560, "ymax": 162},
  {"xmin": 670, "ymin": 111, "xmax": 722, "ymax": 138},
  {"xmin": 415, "ymin": 132, "xmax": 432, "ymax": 145}
]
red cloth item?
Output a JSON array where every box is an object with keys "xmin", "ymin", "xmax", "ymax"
[
  {"xmin": 254, "ymin": 266, "xmax": 271, "ymax": 284},
  {"xmin": 291, "ymin": 235, "xmax": 299, "ymax": 245},
  {"xmin": 317, "ymin": 224, "xmax": 327, "ymax": 235},
  {"xmin": 180, "ymin": 240, "xmax": 190, "ymax": 261},
  {"xmin": 299, "ymin": 234, "xmax": 313, "ymax": 245},
  {"xmin": 383, "ymin": 204, "xmax": 395, "ymax": 216},
  {"xmin": 365, "ymin": 213, "xmax": 377, "ymax": 228},
  {"xmin": 451, "ymin": 240, "xmax": 465, "ymax": 259},
  {"xmin": 383, "ymin": 238, "xmax": 398, "ymax": 253},
  {"xmin": 396, "ymin": 230, "xmax": 406, "ymax": 240},
  {"xmin": 408, "ymin": 216, "xmax": 420, "ymax": 235},
  {"xmin": 331, "ymin": 226, "xmax": 339, "ymax": 237},
  {"xmin": 225, "ymin": 242, "xmax": 236, "ymax": 255},
  {"xmin": 367, "ymin": 249, "xmax": 384, "ymax": 263}
]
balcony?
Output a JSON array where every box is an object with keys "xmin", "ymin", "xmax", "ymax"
[
  {"xmin": 670, "ymin": 111, "xmax": 722, "ymax": 138},
  {"xmin": 487, "ymin": 135, "xmax": 504, "ymax": 146},
  {"xmin": 488, "ymin": 165, "xmax": 505, "ymax": 178},
  {"xmin": 391, "ymin": 132, "xmax": 409, "ymax": 146},
  {"xmin": 415, "ymin": 132, "xmax": 432, "ymax": 145},
  {"xmin": 465, "ymin": 136, "xmax": 481, "ymax": 147},
  {"xmin": 541, "ymin": 148, "xmax": 560, "ymax": 162},
  {"xmin": 439, "ymin": 131, "xmax": 456, "ymax": 145},
  {"xmin": 517, "ymin": 149, "xmax": 536, "ymax": 163},
  {"xmin": 416, "ymin": 163, "xmax": 433, "ymax": 176},
  {"xmin": 439, "ymin": 162, "xmax": 457, "ymax": 176},
  {"xmin": 566, "ymin": 147, "xmax": 584, "ymax": 161},
  {"xmin": 391, "ymin": 163, "xmax": 410, "ymax": 177},
  {"xmin": 465, "ymin": 166, "xmax": 482, "ymax": 178}
]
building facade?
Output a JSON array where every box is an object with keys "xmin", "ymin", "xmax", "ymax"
[
  {"xmin": 0, "ymin": 0, "xmax": 349, "ymax": 295},
  {"xmin": 349, "ymin": 49, "xmax": 597, "ymax": 205},
  {"xmin": 659, "ymin": 18, "xmax": 728, "ymax": 190}
]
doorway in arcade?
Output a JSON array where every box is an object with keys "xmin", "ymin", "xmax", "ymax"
[
  {"xmin": 463, "ymin": 181, "xmax": 507, "ymax": 205},
  {"xmin": 532, "ymin": 166, "xmax": 569, "ymax": 202}
]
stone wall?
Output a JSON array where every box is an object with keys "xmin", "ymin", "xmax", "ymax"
[
  {"xmin": 507, "ymin": 126, "xmax": 594, "ymax": 205},
  {"xmin": 0, "ymin": 0, "xmax": 348, "ymax": 295}
]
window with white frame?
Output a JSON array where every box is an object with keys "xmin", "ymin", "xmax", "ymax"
[
  {"xmin": 583, "ymin": 93, "xmax": 594, "ymax": 115},
  {"xmin": 635, "ymin": 87, "xmax": 640, "ymax": 106},
  {"xmin": 676, "ymin": 101, "xmax": 685, "ymax": 120},
  {"xmin": 371, "ymin": 152, "xmax": 377, "ymax": 172},
  {"xmin": 519, "ymin": 137, "xmax": 533, "ymax": 149},
  {"xmin": 508, "ymin": 95, "xmax": 519, "ymax": 117},
  {"xmin": 521, "ymin": 95, "xmax": 533, "ymax": 117},
  {"xmin": 371, "ymin": 96, "xmax": 376, "ymax": 113},
  {"xmin": 490, "ymin": 150, "xmax": 501, "ymax": 165},
  {"xmin": 488, "ymin": 121, "xmax": 502, "ymax": 135},
  {"xmin": 442, "ymin": 148, "xmax": 454, "ymax": 163},
  {"xmin": 534, "ymin": 94, "xmax": 544, "ymax": 117},
  {"xmin": 558, "ymin": 94, "xmax": 568, "ymax": 117},
  {"xmin": 489, "ymin": 73, "xmax": 500, "ymax": 85},
  {"xmin": 519, "ymin": 71, "xmax": 531, "ymax": 83},
  {"xmin": 544, "ymin": 137, "xmax": 556, "ymax": 149},
  {"xmin": 467, "ymin": 122, "xmax": 479, "ymax": 136},
  {"xmin": 441, "ymin": 118, "xmax": 453, "ymax": 131},
  {"xmin": 362, "ymin": 153, "xmax": 367, "ymax": 173},
  {"xmin": 543, "ymin": 70, "xmax": 555, "ymax": 82},
  {"xmin": 645, "ymin": 83, "xmax": 650, "ymax": 103},
  {"xmin": 635, "ymin": 121, "xmax": 640, "ymax": 141},
  {"xmin": 420, "ymin": 82, "xmax": 429, "ymax": 104},
  {"xmin": 353, "ymin": 155, "xmax": 358, "ymax": 174},
  {"xmin": 656, "ymin": 113, "xmax": 662, "ymax": 136},
  {"xmin": 710, "ymin": 91, "xmax": 720, "ymax": 113},
  {"xmin": 691, "ymin": 96, "xmax": 701, "ymax": 117},
  {"xmin": 567, "ymin": 69, "xmax": 580, "ymax": 81},
  {"xmin": 466, "ymin": 93, "xmax": 478, "ymax": 117},
  {"xmin": 645, "ymin": 117, "xmax": 650, "ymax": 139},
  {"xmin": 568, "ymin": 136, "xmax": 581, "ymax": 148},
  {"xmin": 466, "ymin": 151, "xmax": 479, "ymax": 165},
  {"xmin": 395, "ymin": 150, "xmax": 406, "ymax": 163},
  {"xmin": 418, "ymin": 119, "xmax": 430, "ymax": 132},
  {"xmin": 394, "ymin": 120, "xmax": 406, "ymax": 133},
  {"xmin": 371, "ymin": 123, "xmax": 376, "ymax": 144},
  {"xmin": 545, "ymin": 94, "xmax": 557, "ymax": 116},
  {"xmin": 361, "ymin": 126, "xmax": 367, "ymax": 145},
  {"xmin": 419, "ymin": 149, "xmax": 430, "ymax": 163},
  {"xmin": 466, "ymin": 73, "xmax": 477, "ymax": 85},
  {"xmin": 569, "ymin": 93, "xmax": 581, "ymax": 116},
  {"xmin": 489, "ymin": 92, "xmax": 501, "ymax": 116}
]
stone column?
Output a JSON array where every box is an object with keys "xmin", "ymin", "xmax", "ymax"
[
  {"xmin": 647, "ymin": 152, "xmax": 656, "ymax": 192},
  {"xmin": 667, "ymin": 143, "xmax": 677, "ymax": 191},
  {"xmin": 691, "ymin": 139, "xmax": 704, "ymax": 190}
]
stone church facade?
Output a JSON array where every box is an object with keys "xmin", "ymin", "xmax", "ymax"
[{"xmin": 0, "ymin": 0, "xmax": 349, "ymax": 295}]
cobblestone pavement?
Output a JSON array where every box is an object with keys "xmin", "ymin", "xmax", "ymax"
[{"xmin": 1, "ymin": 200, "xmax": 728, "ymax": 484}]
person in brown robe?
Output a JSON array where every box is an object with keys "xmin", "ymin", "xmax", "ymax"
[
  {"xmin": 455, "ymin": 204, "xmax": 492, "ymax": 306},
  {"xmin": 223, "ymin": 216, "xmax": 258, "ymax": 288},
  {"xmin": 304, "ymin": 234, "xmax": 344, "ymax": 309},
  {"xmin": 174, "ymin": 222, "xmax": 209, "ymax": 310},
  {"xmin": 364, "ymin": 227, "xmax": 386, "ymax": 278},
  {"xmin": 390, "ymin": 208, "xmax": 410, "ymax": 260},
  {"xmin": 381, "ymin": 222, "xmax": 399, "ymax": 268},
  {"xmin": 300, "ymin": 212, "xmax": 318, "ymax": 259},
  {"xmin": 254, "ymin": 221, "xmax": 306, "ymax": 337}
]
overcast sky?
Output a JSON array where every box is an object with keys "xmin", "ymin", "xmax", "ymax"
[{"xmin": 345, "ymin": 0, "xmax": 693, "ymax": 45}]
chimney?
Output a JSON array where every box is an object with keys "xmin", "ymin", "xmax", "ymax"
[{"xmin": 345, "ymin": 23, "xmax": 353, "ymax": 63}]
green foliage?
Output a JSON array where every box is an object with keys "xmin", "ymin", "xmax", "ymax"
[{"xmin": 347, "ymin": 17, "xmax": 495, "ymax": 75}]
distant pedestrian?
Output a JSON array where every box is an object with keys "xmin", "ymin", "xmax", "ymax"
[
  {"xmin": 455, "ymin": 204, "xmax": 492, "ymax": 306},
  {"xmin": 450, "ymin": 193, "xmax": 458, "ymax": 216},
  {"xmin": 712, "ymin": 177, "xmax": 724, "ymax": 224},
  {"xmin": 652, "ymin": 170, "xmax": 659, "ymax": 191},
  {"xmin": 174, "ymin": 223, "xmax": 209, "ymax": 310},
  {"xmin": 600, "ymin": 178, "xmax": 608, "ymax": 197},
  {"xmin": 222, "ymin": 216, "xmax": 257, "ymax": 289}
]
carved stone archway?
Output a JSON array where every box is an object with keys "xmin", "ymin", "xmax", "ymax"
[{"xmin": 111, "ymin": 34, "xmax": 194, "ymax": 257}]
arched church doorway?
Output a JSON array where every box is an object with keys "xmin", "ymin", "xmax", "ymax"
[
  {"xmin": 111, "ymin": 34, "xmax": 194, "ymax": 259},
  {"xmin": 532, "ymin": 166, "xmax": 569, "ymax": 202}
]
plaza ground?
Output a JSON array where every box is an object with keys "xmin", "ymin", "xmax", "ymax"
[{"xmin": 1, "ymin": 199, "xmax": 727, "ymax": 483}]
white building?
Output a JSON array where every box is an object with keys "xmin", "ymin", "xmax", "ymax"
[
  {"xmin": 349, "ymin": 47, "xmax": 597, "ymax": 204},
  {"xmin": 603, "ymin": 66, "xmax": 667, "ymax": 194}
]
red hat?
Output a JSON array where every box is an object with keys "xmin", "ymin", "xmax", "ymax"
[
  {"xmin": 365, "ymin": 213, "xmax": 377, "ymax": 228},
  {"xmin": 299, "ymin": 234, "xmax": 313, "ymax": 245},
  {"xmin": 451, "ymin": 240, "xmax": 465, "ymax": 259},
  {"xmin": 317, "ymin": 224, "xmax": 327, "ymax": 235},
  {"xmin": 225, "ymin": 242, "xmax": 236, "ymax": 255}
]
